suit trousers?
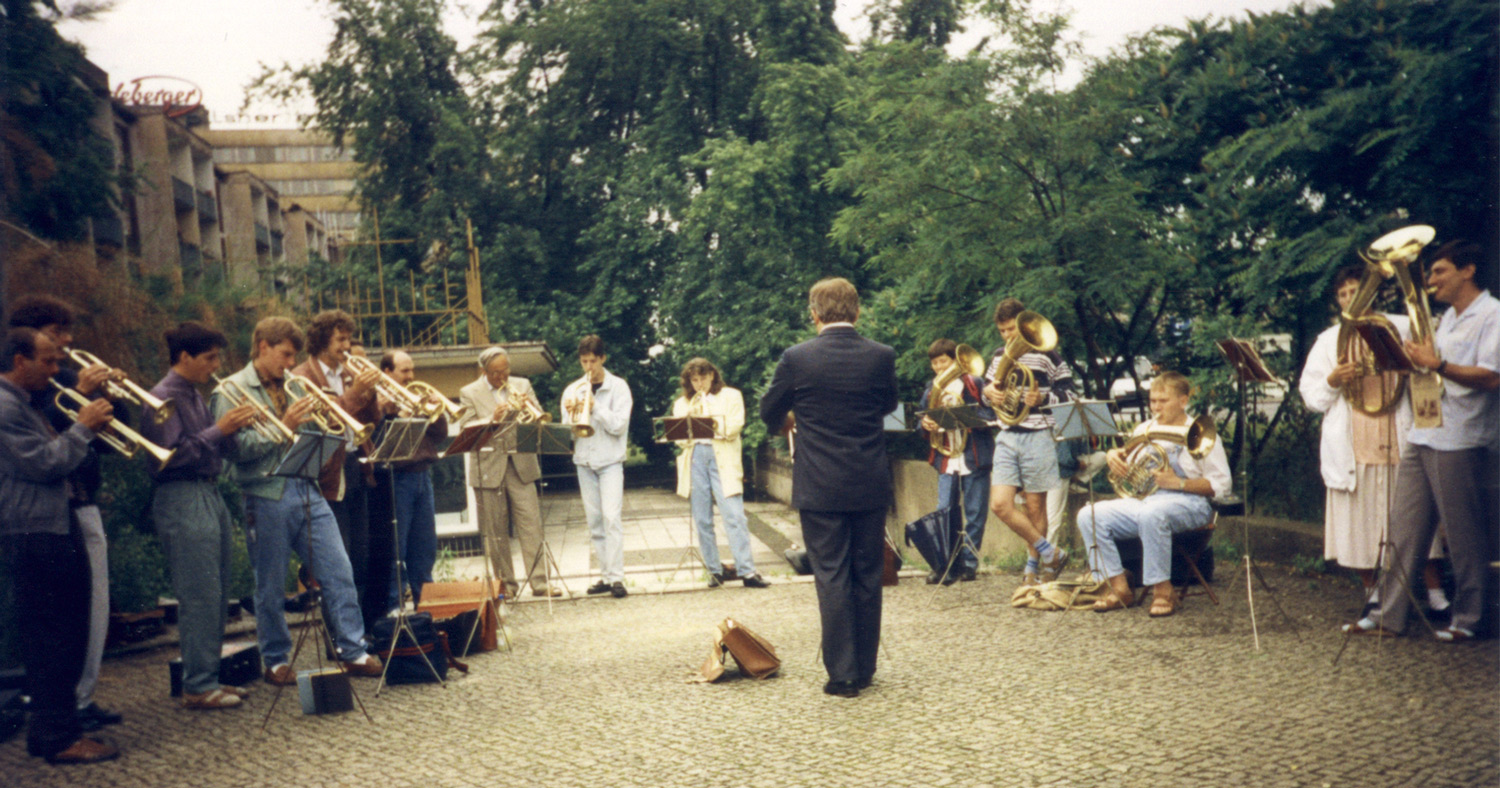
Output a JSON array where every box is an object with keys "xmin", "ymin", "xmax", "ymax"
[
  {"xmin": 73, "ymin": 504, "xmax": 108, "ymax": 711},
  {"xmin": 327, "ymin": 453, "xmax": 372, "ymax": 621},
  {"xmin": 4, "ymin": 524, "xmax": 89, "ymax": 758},
  {"xmin": 475, "ymin": 463, "xmax": 545, "ymax": 593},
  {"xmin": 800, "ymin": 507, "xmax": 886, "ymax": 683},
  {"xmin": 152, "ymin": 480, "xmax": 233, "ymax": 695}
]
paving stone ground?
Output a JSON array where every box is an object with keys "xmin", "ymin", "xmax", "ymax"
[{"xmin": 2, "ymin": 490, "xmax": 1495, "ymax": 788}]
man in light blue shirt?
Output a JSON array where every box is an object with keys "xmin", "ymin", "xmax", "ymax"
[
  {"xmin": 1349, "ymin": 241, "xmax": 1499, "ymax": 641},
  {"xmin": 562, "ymin": 335, "xmax": 633, "ymax": 598}
]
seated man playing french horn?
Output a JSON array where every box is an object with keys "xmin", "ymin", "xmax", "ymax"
[{"xmin": 1076, "ymin": 372, "xmax": 1231, "ymax": 617}]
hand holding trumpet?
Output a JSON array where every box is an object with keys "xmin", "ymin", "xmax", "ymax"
[
  {"xmin": 74, "ymin": 397, "xmax": 114, "ymax": 432},
  {"xmin": 215, "ymin": 402, "xmax": 259, "ymax": 434}
]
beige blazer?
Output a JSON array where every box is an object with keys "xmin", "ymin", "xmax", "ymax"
[
  {"xmin": 673, "ymin": 386, "xmax": 745, "ymax": 499},
  {"xmin": 458, "ymin": 375, "xmax": 543, "ymax": 488}
]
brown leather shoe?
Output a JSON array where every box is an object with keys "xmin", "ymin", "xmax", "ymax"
[
  {"xmin": 341, "ymin": 654, "xmax": 383, "ymax": 677},
  {"xmin": 46, "ymin": 737, "xmax": 119, "ymax": 765},
  {"xmin": 264, "ymin": 664, "xmax": 296, "ymax": 686},
  {"xmin": 531, "ymin": 586, "xmax": 564, "ymax": 598}
]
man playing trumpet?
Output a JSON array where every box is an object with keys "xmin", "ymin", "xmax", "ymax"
[
  {"xmin": 1075, "ymin": 372, "xmax": 1231, "ymax": 617},
  {"xmin": 458, "ymin": 346, "xmax": 556, "ymax": 598},
  {"xmin": 563, "ymin": 335, "xmax": 633, "ymax": 598}
]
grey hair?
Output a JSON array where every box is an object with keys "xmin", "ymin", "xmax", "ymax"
[{"xmin": 478, "ymin": 345, "xmax": 509, "ymax": 368}]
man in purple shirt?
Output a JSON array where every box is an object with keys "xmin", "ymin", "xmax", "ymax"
[{"xmin": 140, "ymin": 322, "xmax": 257, "ymax": 710}]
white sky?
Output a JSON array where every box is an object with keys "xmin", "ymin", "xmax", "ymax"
[{"xmin": 60, "ymin": 0, "xmax": 1319, "ymax": 129}]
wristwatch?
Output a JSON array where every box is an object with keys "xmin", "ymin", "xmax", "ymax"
[{"xmin": 1437, "ymin": 360, "xmax": 1449, "ymax": 376}]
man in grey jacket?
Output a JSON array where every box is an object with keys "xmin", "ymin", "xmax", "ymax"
[{"xmin": 0, "ymin": 328, "xmax": 116, "ymax": 764}]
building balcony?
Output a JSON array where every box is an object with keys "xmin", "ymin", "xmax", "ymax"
[
  {"xmin": 196, "ymin": 190, "xmax": 217, "ymax": 223},
  {"xmin": 179, "ymin": 241, "xmax": 202, "ymax": 275},
  {"xmin": 271, "ymin": 230, "xmax": 284, "ymax": 258},
  {"xmin": 172, "ymin": 177, "xmax": 196, "ymax": 214},
  {"xmin": 92, "ymin": 215, "xmax": 124, "ymax": 248},
  {"xmin": 254, "ymin": 222, "xmax": 270, "ymax": 250}
]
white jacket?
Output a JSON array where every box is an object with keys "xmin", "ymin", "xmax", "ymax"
[
  {"xmin": 1298, "ymin": 315, "xmax": 1412, "ymax": 492},
  {"xmin": 672, "ymin": 387, "xmax": 746, "ymax": 500}
]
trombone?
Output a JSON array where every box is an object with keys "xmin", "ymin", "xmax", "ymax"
[
  {"xmin": 50, "ymin": 380, "xmax": 176, "ymax": 469},
  {"xmin": 284, "ymin": 372, "xmax": 375, "ymax": 443},
  {"xmin": 64, "ymin": 348, "xmax": 176, "ymax": 425},
  {"xmin": 212, "ymin": 375, "xmax": 296, "ymax": 444}
]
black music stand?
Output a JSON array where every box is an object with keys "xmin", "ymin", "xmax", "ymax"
[
  {"xmin": 1217, "ymin": 337, "xmax": 1300, "ymax": 650},
  {"xmin": 367, "ymin": 417, "xmax": 446, "ymax": 694},
  {"xmin": 918, "ymin": 403, "xmax": 992, "ymax": 594},
  {"xmin": 1044, "ymin": 400, "xmax": 1120, "ymax": 612},
  {"xmin": 261, "ymin": 429, "xmax": 372, "ymax": 728},
  {"xmin": 508, "ymin": 424, "xmax": 578, "ymax": 614},
  {"xmin": 654, "ymin": 414, "xmax": 725, "ymax": 593}
]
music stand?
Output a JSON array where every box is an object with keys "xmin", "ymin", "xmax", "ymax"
[
  {"xmin": 1042, "ymin": 400, "xmax": 1119, "ymax": 611},
  {"xmin": 509, "ymin": 423, "xmax": 577, "ymax": 615},
  {"xmin": 918, "ymin": 403, "xmax": 993, "ymax": 595},
  {"xmin": 1216, "ymin": 337, "xmax": 1300, "ymax": 650},
  {"xmin": 440, "ymin": 420, "xmax": 520, "ymax": 651},
  {"xmin": 367, "ymin": 417, "xmax": 446, "ymax": 695},
  {"xmin": 261, "ymin": 429, "xmax": 372, "ymax": 728},
  {"xmin": 654, "ymin": 414, "xmax": 725, "ymax": 593}
]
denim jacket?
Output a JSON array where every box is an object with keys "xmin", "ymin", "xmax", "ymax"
[
  {"xmin": 564, "ymin": 370, "xmax": 632, "ymax": 469},
  {"xmin": 0, "ymin": 378, "xmax": 93, "ymax": 536}
]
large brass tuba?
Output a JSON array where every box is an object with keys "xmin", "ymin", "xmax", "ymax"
[
  {"xmin": 988, "ymin": 311, "xmax": 1058, "ymax": 426},
  {"xmin": 1338, "ymin": 225, "xmax": 1442, "ymax": 423},
  {"xmin": 925, "ymin": 344, "xmax": 986, "ymax": 458},
  {"xmin": 1107, "ymin": 414, "xmax": 1217, "ymax": 500},
  {"xmin": 50, "ymin": 380, "xmax": 176, "ymax": 469}
]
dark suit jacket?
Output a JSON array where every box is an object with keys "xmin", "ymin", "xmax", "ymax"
[{"xmin": 760, "ymin": 326, "xmax": 898, "ymax": 512}]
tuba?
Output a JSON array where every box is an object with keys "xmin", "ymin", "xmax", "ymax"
[
  {"xmin": 563, "ymin": 376, "xmax": 595, "ymax": 438},
  {"xmin": 212, "ymin": 375, "xmax": 296, "ymax": 444},
  {"xmin": 1335, "ymin": 225, "xmax": 1439, "ymax": 418},
  {"xmin": 64, "ymin": 348, "xmax": 176, "ymax": 425},
  {"xmin": 284, "ymin": 372, "xmax": 375, "ymax": 443},
  {"xmin": 50, "ymin": 380, "xmax": 176, "ymax": 469},
  {"xmin": 925, "ymin": 344, "xmax": 986, "ymax": 459},
  {"xmin": 988, "ymin": 311, "xmax": 1058, "ymax": 426},
  {"xmin": 1108, "ymin": 414, "xmax": 1217, "ymax": 500}
]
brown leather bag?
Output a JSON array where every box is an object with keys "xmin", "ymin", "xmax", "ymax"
[{"xmin": 718, "ymin": 618, "xmax": 780, "ymax": 679}]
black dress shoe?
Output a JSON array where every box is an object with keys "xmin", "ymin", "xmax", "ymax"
[
  {"xmin": 925, "ymin": 572, "xmax": 940, "ymax": 585},
  {"xmin": 823, "ymin": 680, "xmax": 860, "ymax": 698},
  {"xmin": 586, "ymin": 580, "xmax": 612, "ymax": 595},
  {"xmin": 856, "ymin": 675, "xmax": 873, "ymax": 690},
  {"xmin": 940, "ymin": 572, "xmax": 959, "ymax": 586},
  {"xmin": 707, "ymin": 572, "xmax": 726, "ymax": 588},
  {"xmin": 958, "ymin": 568, "xmax": 977, "ymax": 582},
  {"xmin": 741, "ymin": 574, "xmax": 771, "ymax": 589},
  {"xmin": 610, "ymin": 581, "xmax": 628, "ymax": 598}
]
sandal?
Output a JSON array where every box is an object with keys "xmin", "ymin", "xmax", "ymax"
[
  {"xmin": 1149, "ymin": 592, "xmax": 1177, "ymax": 618},
  {"xmin": 1092, "ymin": 589, "xmax": 1134, "ymax": 612},
  {"xmin": 182, "ymin": 688, "xmax": 243, "ymax": 710}
]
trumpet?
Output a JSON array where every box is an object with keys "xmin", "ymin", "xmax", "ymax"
[
  {"xmin": 1107, "ymin": 415, "xmax": 1217, "ymax": 500},
  {"xmin": 988, "ymin": 311, "xmax": 1058, "ymax": 426},
  {"xmin": 284, "ymin": 372, "xmax": 374, "ymax": 443},
  {"xmin": 212, "ymin": 375, "xmax": 296, "ymax": 444},
  {"xmin": 64, "ymin": 348, "xmax": 176, "ymax": 425},
  {"xmin": 50, "ymin": 380, "xmax": 176, "ymax": 469},
  {"xmin": 501, "ymin": 381, "xmax": 550, "ymax": 424},
  {"xmin": 563, "ymin": 376, "xmax": 595, "ymax": 438},
  {"xmin": 409, "ymin": 380, "xmax": 471, "ymax": 424},
  {"xmin": 346, "ymin": 355, "xmax": 470, "ymax": 424}
]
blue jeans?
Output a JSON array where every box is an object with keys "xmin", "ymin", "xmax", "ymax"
[
  {"xmin": 690, "ymin": 444, "xmax": 756, "ymax": 576},
  {"xmin": 1075, "ymin": 492, "xmax": 1212, "ymax": 586},
  {"xmin": 577, "ymin": 463, "xmax": 625, "ymax": 583},
  {"xmin": 244, "ymin": 478, "xmax": 369, "ymax": 667},
  {"xmin": 388, "ymin": 469, "xmax": 437, "ymax": 609},
  {"xmin": 937, "ymin": 472, "xmax": 991, "ymax": 572}
]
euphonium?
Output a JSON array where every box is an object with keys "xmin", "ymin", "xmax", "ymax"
[
  {"xmin": 64, "ymin": 348, "xmax": 176, "ymax": 425},
  {"xmin": 284, "ymin": 372, "xmax": 374, "ymax": 443},
  {"xmin": 926, "ymin": 344, "xmax": 986, "ymax": 459},
  {"xmin": 989, "ymin": 311, "xmax": 1058, "ymax": 426},
  {"xmin": 50, "ymin": 380, "xmax": 176, "ymax": 469},
  {"xmin": 564, "ymin": 376, "xmax": 595, "ymax": 438},
  {"xmin": 1107, "ymin": 414, "xmax": 1217, "ymax": 500},
  {"xmin": 212, "ymin": 375, "xmax": 296, "ymax": 444}
]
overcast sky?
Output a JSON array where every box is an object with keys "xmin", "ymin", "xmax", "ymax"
[{"xmin": 60, "ymin": 0, "xmax": 1319, "ymax": 129}]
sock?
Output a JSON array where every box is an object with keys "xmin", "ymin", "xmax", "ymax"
[
  {"xmin": 1033, "ymin": 537, "xmax": 1056, "ymax": 563},
  {"xmin": 1428, "ymin": 587, "xmax": 1450, "ymax": 612},
  {"xmin": 1364, "ymin": 587, "xmax": 1380, "ymax": 605},
  {"xmin": 1025, "ymin": 558, "xmax": 1039, "ymax": 575}
]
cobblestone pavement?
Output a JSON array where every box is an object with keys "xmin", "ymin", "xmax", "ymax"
[{"xmin": 3, "ymin": 495, "xmax": 1496, "ymax": 787}]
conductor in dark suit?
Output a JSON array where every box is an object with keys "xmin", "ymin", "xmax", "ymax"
[{"xmin": 760, "ymin": 277, "xmax": 898, "ymax": 698}]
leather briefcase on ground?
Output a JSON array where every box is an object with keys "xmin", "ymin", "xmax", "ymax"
[
  {"xmin": 370, "ymin": 612, "xmax": 469, "ymax": 685},
  {"xmin": 719, "ymin": 618, "xmax": 779, "ymax": 679}
]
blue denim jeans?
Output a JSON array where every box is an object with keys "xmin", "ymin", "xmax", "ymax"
[
  {"xmin": 937, "ymin": 472, "xmax": 991, "ymax": 572},
  {"xmin": 388, "ymin": 469, "xmax": 437, "ymax": 609},
  {"xmin": 577, "ymin": 463, "xmax": 625, "ymax": 582},
  {"xmin": 690, "ymin": 444, "xmax": 756, "ymax": 576},
  {"xmin": 244, "ymin": 478, "xmax": 369, "ymax": 667},
  {"xmin": 1075, "ymin": 492, "xmax": 1212, "ymax": 586}
]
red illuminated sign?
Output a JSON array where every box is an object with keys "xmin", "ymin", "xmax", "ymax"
[{"xmin": 112, "ymin": 76, "xmax": 203, "ymax": 118}]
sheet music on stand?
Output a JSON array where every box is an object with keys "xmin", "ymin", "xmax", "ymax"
[
  {"xmin": 367, "ymin": 417, "xmax": 430, "ymax": 465},
  {"xmin": 920, "ymin": 403, "xmax": 990, "ymax": 432},
  {"xmin": 1045, "ymin": 400, "xmax": 1119, "ymax": 441},
  {"xmin": 442, "ymin": 421, "xmax": 507, "ymax": 459},
  {"xmin": 653, "ymin": 415, "xmax": 720, "ymax": 443},
  {"xmin": 271, "ymin": 430, "xmax": 345, "ymax": 479},
  {"xmin": 1215, "ymin": 336, "xmax": 1277, "ymax": 384},
  {"xmin": 1353, "ymin": 322, "xmax": 1416, "ymax": 372},
  {"xmin": 510, "ymin": 423, "xmax": 575, "ymax": 455}
]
